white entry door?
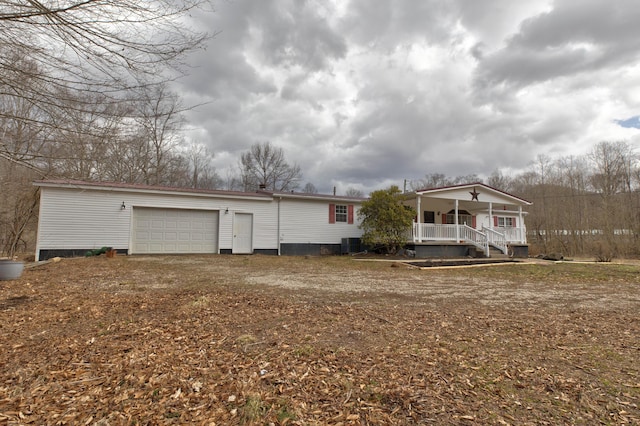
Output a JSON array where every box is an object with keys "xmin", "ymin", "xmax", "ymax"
[{"xmin": 232, "ymin": 213, "xmax": 253, "ymax": 254}]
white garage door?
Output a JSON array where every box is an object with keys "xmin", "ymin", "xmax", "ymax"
[{"xmin": 132, "ymin": 208, "xmax": 218, "ymax": 254}]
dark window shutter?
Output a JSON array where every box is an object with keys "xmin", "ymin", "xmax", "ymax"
[
  {"xmin": 442, "ymin": 213, "xmax": 447, "ymax": 224},
  {"xmin": 472, "ymin": 216, "xmax": 476, "ymax": 229},
  {"xmin": 347, "ymin": 205, "xmax": 354, "ymax": 224},
  {"xmin": 329, "ymin": 204, "xmax": 336, "ymax": 224},
  {"xmin": 513, "ymin": 217, "xmax": 517, "ymax": 227},
  {"xmin": 493, "ymin": 216, "xmax": 498, "ymax": 227}
]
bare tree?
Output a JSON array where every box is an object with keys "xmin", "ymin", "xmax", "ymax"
[
  {"xmin": 221, "ymin": 166, "xmax": 244, "ymax": 191},
  {"xmin": 486, "ymin": 169, "xmax": 513, "ymax": 192},
  {"xmin": 239, "ymin": 142, "xmax": 302, "ymax": 191},
  {"xmin": 100, "ymin": 132, "xmax": 150, "ymax": 183},
  {"xmin": 0, "ymin": 159, "xmax": 40, "ymax": 257},
  {"xmin": 588, "ymin": 141, "xmax": 633, "ymax": 197},
  {"xmin": 301, "ymin": 182, "xmax": 318, "ymax": 194},
  {"xmin": 587, "ymin": 141, "xmax": 638, "ymax": 257},
  {"xmin": 0, "ymin": 54, "xmax": 54, "ymax": 167},
  {"xmin": 133, "ymin": 83, "xmax": 187, "ymax": 185},
  {"xmin": 44, "ymin": 92, "xmax": 124, "ymax": 180},
  {"xmin": 555, "ymin": 155, "xmax": 590, "ymax": 254},
  {"xmin": 345, "ymin": 188, "xmax": 364, "ymax": 198},
  {"xmin": 0, "ymin": 0, "xmax": 211, "ymax": 166},
  {"xmin": 451, "ymin": 174, "xmax": 481, "ymax": 185},
  {"xmin": 411, "ymin": 173, "xmax": 449, "ymax": 190},
  {"xmin": 525, "ymin": 155, "xmax": 557, "ymax": 253},
  {"xmin": 183, "ymin": 141, "xmax": 221, "ymax": 189}
]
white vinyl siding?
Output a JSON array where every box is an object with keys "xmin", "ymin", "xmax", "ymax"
[
  {"xmin": 35, "ymin": 184, "xmax": 364, "ymax": 258},
  {"xmin": 36, "ymin": 187, "xmax": 276, "ymax": 255},
  {"xmin": 36, "ymin": 188, "xmax": 133, "ymax": 251},
  {"xmin": 278, "ymin": 198, "xmax": 362, "ymax": 244}
]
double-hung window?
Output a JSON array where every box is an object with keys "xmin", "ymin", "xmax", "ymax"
[
  {"xmin": 335, "ymin": 205, "xmax": 348, "ymax": 223},
  {"xmin": 496, "ymin": 216, "xmax": 516, "ymax": 227},
  {"xmin": 444, "ymin": 210, "xmax": 473, "ymax": 226},
  {"xmin": 329, "ymin": 204, "xmax": 354, "ymax": 224}
]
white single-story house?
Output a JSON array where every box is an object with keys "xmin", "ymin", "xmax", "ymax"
[
  {"xmin": 33, "ymin": 180, "xmax": 531, "ymax": 261},
  {"xmin": 33, "ymin": 180, "xmax": 364, "ymax": 261},
  {"xmin": 403, "ymin": 183, "xmax": 532, "ymax": 258}
]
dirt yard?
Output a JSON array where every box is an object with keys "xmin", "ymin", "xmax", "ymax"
[{"xmin": 1, "ymin": 255, "xmax": 639, "ymax": 425}]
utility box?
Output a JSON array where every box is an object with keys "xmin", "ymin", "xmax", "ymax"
[{"xmin": 341, "ymin": 238, "xmax": 362, "ymax": 254}]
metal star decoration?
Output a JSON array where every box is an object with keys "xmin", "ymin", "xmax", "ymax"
[{"xmin": 469, "ymin": 188, "xmax": 480, "ymax": 201}]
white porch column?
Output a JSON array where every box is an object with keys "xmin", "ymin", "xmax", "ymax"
[
  {"xmin": 455, "ymin": 199, "xmax": 459, "ymax": 242},
  {"xmin": 519, "ymin": 205, "xmax": 524, "ymax": 243},
  {"xmin": 488, "ymin": 202, "xmax": 493, "ymax": 230},
  {"xmin": 416, "ymin": 196, "xmax": 421, "ymax": 242}
]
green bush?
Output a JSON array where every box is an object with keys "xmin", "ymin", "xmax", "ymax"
[{"xmin": 358, "ymin": 185, "xmax": 415, "ymax": 254}]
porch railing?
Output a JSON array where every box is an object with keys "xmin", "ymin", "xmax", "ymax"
[
  {"xmin": 412, "ymin": 223, "xmax": 490, "ymax": 256},
  {"xmin": 484, "ymin": 226, "xmax": 507, "ymax": 254},
  {"xmin": 412, "ymin": 223, "xmax": 458, "ymax": 241},
  {"xmin": 499, "ymin": 226, "xmax": 527, "ymax": 244},
  {"xmin": 412, "ymin": 224, "xmax": 526, "ymax": 244},
  {"xmin": 412, "ymin": 223, "xmax": 532, "ymax": 255},
  {"xmin": 460, "ymin": 225, "xmax": 490, "ymax": 256}
]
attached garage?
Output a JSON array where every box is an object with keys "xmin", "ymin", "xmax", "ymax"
[
  {"xmin": 33, "ymin": 180, "xmax": 365, "ymax": 260},
  {"xmin": 132, "ymin": 207, "xmax": 219, "ymax": 254}
]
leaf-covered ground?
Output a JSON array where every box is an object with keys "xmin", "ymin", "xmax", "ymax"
[{"xmin": 1, "ymin": 255, "xmax": 639, "ymax": 425}]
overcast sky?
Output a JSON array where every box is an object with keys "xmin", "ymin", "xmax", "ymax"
[{"xmin": 176, "ymin": 0, "xmax": 640, "ymax": 194}]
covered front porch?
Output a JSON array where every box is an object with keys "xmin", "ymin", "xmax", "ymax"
[
  {"xmin": 403, "ymin": 183, "xmax": 531, "ymax": 258},
  {"xmin": 410, "ymin": 223, "xmax": 527, "ymax": 257}
]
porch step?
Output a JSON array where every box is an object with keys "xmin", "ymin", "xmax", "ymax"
[
  {"xmin": 489, "ymin": 247, "xmax": 509, "ymax": 258},
  {"xmin": 468, "ymin": 246, "xmax": 509, "ymax": 258}
]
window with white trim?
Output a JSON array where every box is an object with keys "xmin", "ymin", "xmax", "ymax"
[
  {"xmin": 329, "ymin": 203, "xmax": 354, "ymax": 224},
  {"xmin": 445, "ymin": 209, "xmax": 473, "ymax": 226},
  {"xmin": 497, "ymin": 217, "xmax": 515, "ymax": 227}
]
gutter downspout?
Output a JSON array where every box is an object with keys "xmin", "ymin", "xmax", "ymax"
[{"xmin": 34, "ymin": 188, "xmax": 44, "ymax": 261}]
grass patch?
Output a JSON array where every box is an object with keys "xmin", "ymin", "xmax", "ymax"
[
  {"xmin": 191, "ymin": 295, "xmax": 210, "ymax": 308},
  {"xmin": 240, "ymin": 394, "xmax": 267, "ymax": 423},
  {"xmin": 276, "ymin": 402, "xmax": 297, "ymax": 423},
  {"xmin": 445, "ymin": 262, "xmax": 640, "ymax": 284}
]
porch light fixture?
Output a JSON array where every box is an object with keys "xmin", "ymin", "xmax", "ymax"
[
  {"xmin": 121, "ymin": 201, "xmax": 126, "ymax": 210},
  {"xmin": 225, "ymin": 207, "xmax": 229, "ymax": 214}
]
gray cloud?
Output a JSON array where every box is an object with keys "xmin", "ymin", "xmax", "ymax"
[
  {"xmin": 474, "ymin": 0, "xmax": 640, "ymax": 90},
  {"xmin": 254, "ymin": 2, "xmax": 347, "ymax": 70},
  {"xmin": 341, "ymin": 0, "xmax": 453, "ymax": 48},
  {"xmin": 174, "ymin": 0, "xmax": 640, "ymax": 194}
]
